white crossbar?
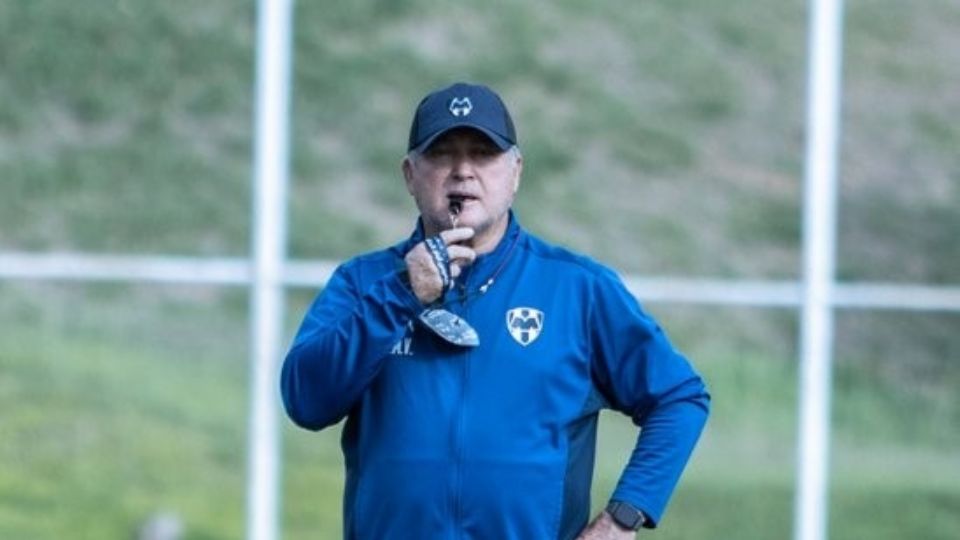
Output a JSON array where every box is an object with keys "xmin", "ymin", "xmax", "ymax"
[{"xmin": 3, "ymin": 253, "xmax": 959, "ymax": 312}]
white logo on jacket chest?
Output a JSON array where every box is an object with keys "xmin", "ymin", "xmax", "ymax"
[{"xmin": 506, "ymin": 307, "xmax": 544, "ymax": 346}]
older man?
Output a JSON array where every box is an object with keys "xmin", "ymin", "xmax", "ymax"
[{"xmin": 281, "ymin": 82, "xmax": 710, "ymax": 539}]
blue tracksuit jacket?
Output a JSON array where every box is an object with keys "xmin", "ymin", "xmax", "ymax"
[{"xmin": 281, "ymin": 214, "xmax": 710, "ymax": 539}]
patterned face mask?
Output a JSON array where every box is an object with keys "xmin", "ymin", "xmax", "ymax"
[
  {"xmin": 418, "ymin": 230, "xmax": 480, "ymax": 348},
  {"xmin": 418, "ymin": 307, "xmax": 480, "ymax": 347}
]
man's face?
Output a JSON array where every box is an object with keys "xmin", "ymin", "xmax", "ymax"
[{"xmin": 403, "ymin": 128, "xmax": 522, "ymax": 248}]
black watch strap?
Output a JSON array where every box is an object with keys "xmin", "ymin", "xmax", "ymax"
[{"xmin": 605, "ymin": 500, "xmax": 647, "ymax": 531}]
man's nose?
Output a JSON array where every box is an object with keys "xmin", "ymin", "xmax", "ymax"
[{"xmin": 450, "ymin": 153, "xmax": 475, "ymax": 180}]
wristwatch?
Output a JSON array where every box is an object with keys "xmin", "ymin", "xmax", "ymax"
[{"xmin": 605, "ymin": 500, "xmax": 647, "ymax": 531}]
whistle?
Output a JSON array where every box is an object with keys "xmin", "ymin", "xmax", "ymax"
[{"xmin": 449, "ymin": 199, "xmax": 462, "ymax": 228}]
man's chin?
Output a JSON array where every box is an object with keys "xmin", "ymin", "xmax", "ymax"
[{"xmin": 456, "ymin": 215, "xmax": 488, "ymax": 234}]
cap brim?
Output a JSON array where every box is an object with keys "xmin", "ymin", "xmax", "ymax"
[{"xmin": 411, "ymin": 123, "xmax": 513, "ymax": 154}]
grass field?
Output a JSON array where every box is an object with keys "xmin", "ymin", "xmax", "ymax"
[
  {"xmin": 1, "ymin": 286, "xmax": 957, "ymax": 538},
  {"xmin": 2, "ymin": 0, "xmax": 959, "ymax": 538}
]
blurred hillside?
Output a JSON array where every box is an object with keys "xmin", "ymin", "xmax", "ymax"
[
  {"xmin": 1, "ymin": 1, "xmax": 958, "ymax": 539},
  {"xmin": 3, "ymin": 0, "xmax": 958, "ymax": 280}
]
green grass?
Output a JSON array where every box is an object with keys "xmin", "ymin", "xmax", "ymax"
[
  {"xmin": 0, "ymin": 328, "xmax": 247, "ymax": 539},
  {"xmin": 2, "ymin": 289, "xmax": 957, "ymax": 539}
]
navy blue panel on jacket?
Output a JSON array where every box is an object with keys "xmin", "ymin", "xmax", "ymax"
[{"xmin": 281, "ymin": 214, "xmax": 710, "ymax": 540}]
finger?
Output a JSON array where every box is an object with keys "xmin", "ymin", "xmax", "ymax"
[
  {"xmin": 446, "ymin": 245, "xmax": 476, "ymax": 266},
  {"xmin": 439, "ymin": 227, "xmax": 475, "ymax": 245},
  {"xmin": 404, "ymin": 245, "xmax": 425, "ymax": 268},
  {"xmin": 449, "ymin": 263, "xmax": 462, "ymax": 279}
]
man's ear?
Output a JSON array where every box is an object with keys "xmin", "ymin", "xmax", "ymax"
[
  {"xmin": 402, "ymin": 156, "xmax": 415, "ymax": 195},
  {"xmin": 512, "ymin": 154, "xmax": 523, "ymax": 194}
]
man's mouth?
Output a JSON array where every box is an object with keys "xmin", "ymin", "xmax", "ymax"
[
  {"xmin": 447, "ymin": 194, "xmax": 477, "ymax": 228},
  {"xmin": 448, "ymin": 194, "xmax": 477, "ymax": 214}
]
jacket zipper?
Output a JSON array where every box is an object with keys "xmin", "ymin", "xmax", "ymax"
[{"xmin": 452, "ymin": 284, "xmax": 472, "ymax": 539}]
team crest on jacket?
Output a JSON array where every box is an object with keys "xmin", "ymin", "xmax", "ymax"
[{"xmin": 506, "ymin": 307, "xmax": 544, "ymax": 346}]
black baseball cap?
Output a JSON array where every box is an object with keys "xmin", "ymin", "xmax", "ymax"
[{"xmin": 407, "ymin": 82, "xmax": 518, "ymax": 153}]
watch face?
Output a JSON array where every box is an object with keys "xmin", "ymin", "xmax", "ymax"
[{"xmin": 608, "ymin": 502, "xmax": 644, "ymax": 531}]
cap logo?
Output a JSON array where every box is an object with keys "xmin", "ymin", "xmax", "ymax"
[{"xmin": 449, "ymin": 97, "xmax": 473, "ymax": 117}]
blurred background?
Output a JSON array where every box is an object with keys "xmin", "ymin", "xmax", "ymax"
[{"xmin": 1, "ymin": 0, "xmax": 958, "ymax": 539}]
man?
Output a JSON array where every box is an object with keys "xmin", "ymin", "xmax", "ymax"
[{"xmin": 281, "ymin": 82, "xmax": 710, "ymax": 539}]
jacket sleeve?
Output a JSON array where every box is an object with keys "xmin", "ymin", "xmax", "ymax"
[
  {"xmin": 589, "ymin": 268, "xmax": 710, "ymax": 528},
  {"xmin": 280, "ymin": 261, "xmax": 424, "ymax": 430}
]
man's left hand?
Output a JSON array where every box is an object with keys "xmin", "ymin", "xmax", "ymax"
[{"xmin": 575, "ymin": 511, "xmax": 636, "ymax": 540}]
